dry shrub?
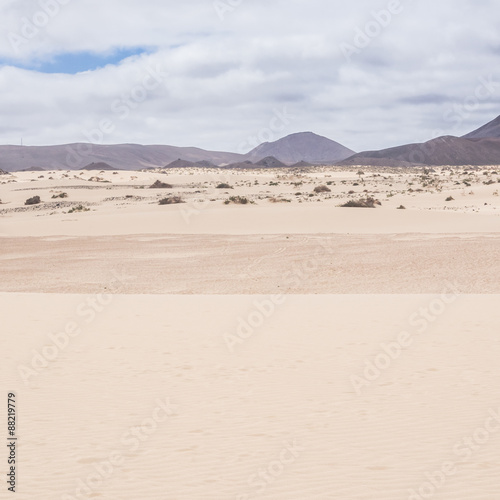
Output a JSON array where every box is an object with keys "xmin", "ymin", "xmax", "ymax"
[
  {"xmin": 159, "ymin": 196, "xmax": 184, "ymax": 205},
  {"xmin": 340, "ymin": 197, "xmax": 381, "ymax": 208},
  {"xmin": 150, "ymin": 180, "xmax": 173, "ymax": 189},
  {"xmin": 314, "ymin": 185, "xmax": 331, "ymax": 194},
  {"xmin": 268, "ymin": 197, "xmax": 291, "ymax": 203},
  {"xmin": 25, "ymin": 196, "xmax": 41, "ymax": 206},
  {"xmin": 224, "ymin": 196, "xmax": 252, "ymax": 205}
]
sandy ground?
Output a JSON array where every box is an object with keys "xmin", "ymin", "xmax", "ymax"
[
  {"xmin": 1, "ymin": 166, "xmax": 499, "ymax": 237},
  {"xmin": 1, "ymin": 166, "xmax": 499, "ymax": 499},
  {"xmin": 1, "ymin": 294, "xmax": 500, "ymax": 500},
  {"xmin": 0, "ymin": 234, "xmax": 499, "ymax": 294}
]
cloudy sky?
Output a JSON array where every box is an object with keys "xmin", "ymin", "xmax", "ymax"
[{"xmin": 0, "ymin": 0, "xmax": 499, "ymax": 153}]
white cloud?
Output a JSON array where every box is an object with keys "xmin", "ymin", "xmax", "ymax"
[{"xmin": 0, "ymin": 0, "xmax": 499, "ymax": 151}]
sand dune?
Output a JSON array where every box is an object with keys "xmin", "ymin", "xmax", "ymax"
[
  {"xmin": 2, "ymin": 294, "xmax": 500, "ymax": 499},
  {"xmin": 1, "ymin": 233, "xmax": 499, "ymax": 294},
  {"xmin": 1, "ymin": 165, "xmax": 499, "ymax": 499}
]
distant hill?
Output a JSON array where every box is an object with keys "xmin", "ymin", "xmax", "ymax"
[
  {"xmin": 255, "ymin": 156, "xmax": 287, "ymax": 168},
  {"xmin": 0, "ymin": 132, "xmax": 355, "ymax": 171},
  {"xmin": 165, "ymin": 159, "xmax": 197, "ymax": 168},
  {"xmin": 0, "ymin": 144, "xmax": 245, "ymax": 172},
  {"xmin": 82, "ymin": 162, "xmax": 115, "ymax": 171},
  {"xmin": 246, "ymin": 132, "xmax": 355, "ymax": 164},
  {"xmin": 221, "ymin": 159, "xmax": 285, "ymax": 169},
  {"xmin": 463, "ymin": 114, "xmax": 500, "ymax": 139},
  {"xmin": 21, "ymin": 166, "xmax": 46, "ymax": 172},
  {"xmin": 290, "ymin": 160, "xmax": 314, "ymax": 168},
  {"xmin": 222, "ymin": 160, "xmax": 256, "ymax": 169},
  {"xmin": 195, "ymin": 160, "xmax": 216, "ymax": 168},
  {"xmin": 339, "ymin": 135, "xmax": 500, "ymax": 167},
  {"xmin": 3, "ymin": 116, "xmax": 500, "ymax": 171}
]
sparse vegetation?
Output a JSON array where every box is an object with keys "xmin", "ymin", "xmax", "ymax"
[
  {"xmin": 52, "ymin": 192, "xmax": 68, "ymax": 199},
  {"xmin": 216, "ymin": 183, "xmax": 233, "ymax": 189},
  {"xmin": 397, "ymin": 205, "xmax": 406, "ymax": 210},
  {"xmin": 268, "ymin": 197, "xmax": 291, "ymax": 203},
  {"xmin": 25, "ymin": 196, "xmax": 41, "ymax": 206},
  {"xmin": 150, "ymin": 180, "xmax": 173, "ymax": 189},
  {"xmin": 224, "ymin": 196, "xmax": 253, "ymax": 205},
  {"xmin": 314, "ymin": 185, "xmax": 331, "ymax": 194},
  {"xmin": 68, "ymin": 205, "xmax": 90, "ymax": 213},
  {"xmin": 445, "ymin": 196, "xmax": 454, "ymax": 202},
  {"xmin": 159, "ymin": 196, "xmax": 184, "ymax": 205},
  {"xmin": 340, "ymin": 197, "xmax": 381, "ymax": 208}
]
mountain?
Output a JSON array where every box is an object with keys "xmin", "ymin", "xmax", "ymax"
[
  {"xmin": 82, "ymin": 162, "xmax": 115, "ymax": 171},
  {"xmin": 4, "ymin": 117, "xmax": 499, "ymax": 171},
  {"xmin": 290, "ymin": 160, "xmax": 314, "ymax": 168},
  {"xmin": 0, "ymin": 132, "xmax": 355, "ymax": 172},
  {"xmin": 222, "ymin": 160, "xmax": 256, "ymax": 169},
  {"xmin": 255, "ymin": 156, "xmax": 287, "ymax": 168},
  {"xmin": 246, "ymin": 132, "xmax": 355, "ymax": 164},
  {"xmin": 463, "ymin": 114, "xmax": 500, "ymax": 139},
  {"xmin": 339, "ymin": 135, "xmax": 500, "ymax": 167},
  {"xmin": 165, "ymin": 159, "xmax": 198, "ymax": 168},
  {"xmin": 21, "ymin": 166, "xmax": 46, "ymax": 172},
  {"xmin": 0, "ymin": 143, "xmax": 245, "ymax": 172},
  {"xmin": 195, "ymin": 160, "xmax": 216, "ymax": 168}
]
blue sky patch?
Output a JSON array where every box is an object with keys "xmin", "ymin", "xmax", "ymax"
[{"xmin": 1, "ymin": 47, "xmax": 152, "ymax": 74}]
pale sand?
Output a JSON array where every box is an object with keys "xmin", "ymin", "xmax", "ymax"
[
  {"xmin": 0, "ymin": 234, "xmax": 499, "ymax": 293},
  {"xmin": 1, "ymin": 167, "xmax": 499, "ymax": 499},
  {"xmin": 1, "ymin": 294, "xmax": 500, "ymax": 500},
  {"xmin": 1, "ymin": 166, "xmax": 499, "ymax": 238}
]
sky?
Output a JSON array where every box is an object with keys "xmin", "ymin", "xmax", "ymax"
[{"xmin": 0, "ymin": 0, "xmax": 499, "ymax": 153}]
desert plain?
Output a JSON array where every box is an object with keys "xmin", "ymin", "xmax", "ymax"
[{"xmin": 1, "ymin": 164, "xmax": 500, "ymax": 499}]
